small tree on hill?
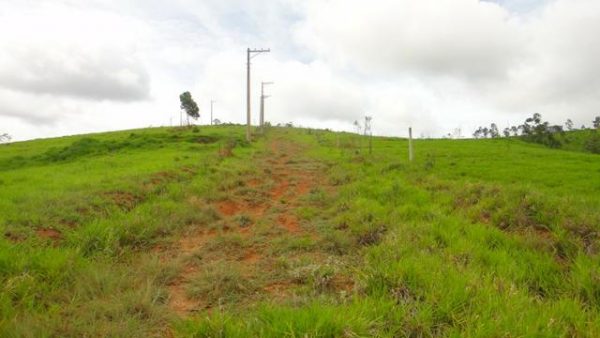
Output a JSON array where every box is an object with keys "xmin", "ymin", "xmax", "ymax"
[
  {"xmin": 490, "ymin": 123, "xmax": 500, "ymax": 138},
  {"xmin": 179, "ymin": 91, "xmax": 200, "ymax": 125},
  {"xmin": 565, "ymin": 119, "xmax": 574, "ymax": 131},
  {"xmin": 593, "ymin": 116, "xmax": 600, "ymax": 130},
  {"xmin": 0, "ymin": 133, "xmax": 11, "ymax": 143},
  {"xmin": 510, "ymin": 126, "xmax": 519, "ymax": 136},
  {"xmin": 482, "ymin": 127, "xmax": 490, "ymax": 138},
  {"xmin": 520, "ymin": 113, "xmax": 563, "ymax": 148}
]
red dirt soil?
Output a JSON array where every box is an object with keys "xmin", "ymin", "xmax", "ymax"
[
  {"xmin": 271, "ymin": 180, "xmax": 290, "ymax": 199},
  {"xmin": 217, "ymin": 200, "xmax": 241, "ymax": 216},
  {"xmin": 165, "ymin": 137, "xmax": 328, "ymax": 316},
  {"xmin": 36, "ymin": 228, "xmax": 62, "ymax": 241},
  {"xmin": 241, "ymin": 250, "xmax": 261, "ymax": 263},
  {"xmin": 278, "ymin": 214, "xmax": 300, "ymax": 233}
]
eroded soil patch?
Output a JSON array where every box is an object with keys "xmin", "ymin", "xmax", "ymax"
[
  {"xmin": 164, "ymin": 135, "xmax": 337, "ymax": 317},
  {"xmin": 36, "ymin": 228, "xmax": 62, "ymax": 242}
]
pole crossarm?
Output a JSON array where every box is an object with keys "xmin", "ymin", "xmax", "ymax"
[
  {"xmin": 261, "ymin": 81, "xmax": 274, "ymax": 97},
  {"xmin": 249, "ymin": 48, "xmax": 271, "ymax": 60}
]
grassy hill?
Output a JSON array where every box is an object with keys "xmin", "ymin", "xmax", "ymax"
[
  {"xmin": 559, "ymin": 129, "xmax": 600, "ymax": 154},
  {"xmin": 1, "ymin": 126, "xmax": 599, "ymax": 337}
]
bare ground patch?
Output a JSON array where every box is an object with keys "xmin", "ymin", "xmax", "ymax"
[{"xmin": 163, "ymin": 135, "xmax": 341, "ymax": 317}]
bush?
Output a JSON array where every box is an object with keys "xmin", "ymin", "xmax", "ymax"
[{"xmin": 584, "ymin": 133, "xmax": 600, "ymax": 154}]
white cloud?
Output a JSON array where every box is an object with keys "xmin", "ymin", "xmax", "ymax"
[
  {"xmin": 480, "ymin": 0, "xmax": 600, "ymax": 124},
  {"xmin": 268, "ymin": 61, "xmax": 366, "ymax": 123},
  {"xmin": 1, "ymin": 0, "xmax": 600, "ymax": 141},
  {"xmin": 296, "ymin": 0, "xmax": 523, "ymax": 80},
  {"xmin": 295, "ymin": 0, "xmax": 600, "ymax": 132},
  {"xmin": 0, "ymin": 2, "xmax": 151, "ymax": 101}
]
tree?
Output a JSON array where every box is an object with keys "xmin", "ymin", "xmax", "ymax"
[
  {"xmin": 520, "ymin": 113, "xmax": 563, "ymax": 148},
  {"xmin": 490, "ymin": 123, "xmax": 500, "ymax": 138},
  {"xmin": 0, "ymin": 133, "xmax": 11, "ymax": 143},
  {"xmin": 510, "ymin": 126, "xmax": 519, "ymax": 136},
  {"xmin": 593, "ymin": 116, "xmax": 600, "ymax": 129},
  {"xmin": 482, "ymin": 127, "xmax": 490, "ymax": 138},
  {"xmin": 503, "ymin": 128, "xmax": 510, "ymax": 137},
  {"xmin": 179, "ymin": 91, "xmax": 200, "ymax": 124},
  {"xmin": 585, "ymin": 134, "xmax": 600, "ymax": 153},
  {"xmin": 565, "ymin": 119, "xmax": 574, "ymax": 131}
]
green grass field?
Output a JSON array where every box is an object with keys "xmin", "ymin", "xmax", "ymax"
[{"xmin": 1, "ymin": 126, "xmax": 599, "ymax": 337}]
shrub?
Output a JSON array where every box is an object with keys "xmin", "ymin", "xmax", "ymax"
[{"xmin": 584, "ymin": 133, "xmax": 600, "ymax": 154}]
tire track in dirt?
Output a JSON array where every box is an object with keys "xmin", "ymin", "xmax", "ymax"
[{"xmin": 164, "ymin": 135, "xmax": 328, "ymax": 316}]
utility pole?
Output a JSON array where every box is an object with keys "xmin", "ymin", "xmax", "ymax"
[
  {"xmin": 210, "ymin": 100, "xmax": 215, "ymax": 126},
  {"xmin": 246, "ymin": 48, "xmax": 270, "ymax": 142},
  {"xmin": 260, "ymin": 81, "xmax": 274, "ymax": 129}
]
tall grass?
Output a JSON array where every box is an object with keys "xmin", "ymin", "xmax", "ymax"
[
  {"xmin": 1, "ymin": 126, "xmax": 599, "ymax": 336},
  {"xmin": 180, "ymin": 129, "xmax": 600, "ymax": 337}
]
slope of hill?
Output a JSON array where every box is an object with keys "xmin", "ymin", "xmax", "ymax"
[
  {"xmin": 559, "ymin": 129, "xmax": 600, "ymax": 154},
  {"xmin": 1, "ymin": 126, "xmax": 599, "ymax": 337}
]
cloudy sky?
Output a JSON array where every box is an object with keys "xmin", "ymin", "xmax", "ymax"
[{"xmin": 1, "ymin": 0, "xmax": 599, "ymax": 141}]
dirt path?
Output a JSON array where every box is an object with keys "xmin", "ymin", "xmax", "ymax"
[{"xmin": 164, "ymin": 135, "xmax": 329, "ymax": 316}]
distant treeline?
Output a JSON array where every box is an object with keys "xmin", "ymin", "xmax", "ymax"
[{"xmin": 473, "ymin": 114, "xmax": 600, "ymax": 153}]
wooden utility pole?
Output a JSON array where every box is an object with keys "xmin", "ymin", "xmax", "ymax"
[
  {"xmin": 246, "ymin": 48, "xmax": 270, "ymax": 142},
  {"xmin": 409, "ymin": 127, "xmax": 414, "ymax": 162},
  {"xmin": 259, "ymin": 94, "xmax": 264, "ymax": 127}
]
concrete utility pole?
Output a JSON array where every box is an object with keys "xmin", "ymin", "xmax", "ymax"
[
  {"xmin": 409, "ymin": 127, "xmax": 414, "ymax": 162},
  {"xmin": 246, "ymin": 48, "xmax": 270, "ymax": 142},
  {"xmin": 260, "ymin": 81, "xmax": 274, "ymax": 128},
  {"xmin": 210, "ymin": 100, "xmax": 215, "ymax": 126}
]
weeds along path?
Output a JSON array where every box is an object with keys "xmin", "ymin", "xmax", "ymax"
[{"xmin": 164, "ymin": 134, "xmax": 333, "ymax": 316}]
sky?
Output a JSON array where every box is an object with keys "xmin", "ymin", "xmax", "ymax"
[{"xmin": 1, "ymin": 0, "xmax": 599, "ymax": 141}]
